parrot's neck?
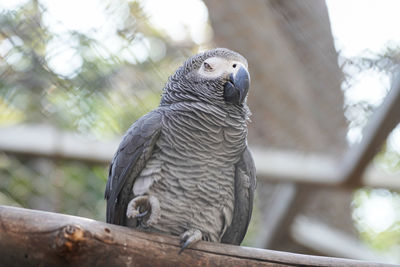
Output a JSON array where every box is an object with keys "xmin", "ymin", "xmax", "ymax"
[{"xmin": 159, "ymin": 101, "xmax": 248, "ymax": 165}]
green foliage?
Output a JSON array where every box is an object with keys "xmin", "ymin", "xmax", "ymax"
[
  {"xmin": 0, "ymin": 153, "xmax": 108, "ymax": 220},
  {"xmin": 0, "ymin": 0, "xmax": 194, "ymax": 135}
]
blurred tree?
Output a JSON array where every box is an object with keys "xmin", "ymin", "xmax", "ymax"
[{"xmin": 0, "ymin": 0, "xmax": 195, "ymax": 136}]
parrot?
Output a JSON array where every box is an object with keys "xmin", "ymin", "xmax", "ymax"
[{"xmin": 105, "ymin": 48, "xmax": 256, "ymax": 253}]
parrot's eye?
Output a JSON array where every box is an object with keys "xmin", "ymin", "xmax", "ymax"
[
  {"xmin": 197, "ymin": 57, "xmax": 246, "ymax": 80},
  {"xmin": 203, "ymin": 62, "xmax": 213, "ymax": 71}
]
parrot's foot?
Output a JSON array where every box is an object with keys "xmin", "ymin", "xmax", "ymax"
[
  {"xmin": 126, "ymin": 195, "xmax": 160, "ymax": 227},
  {"xmin": 179, "ymin": 229, "xmax": 202, "ymax": 254}
]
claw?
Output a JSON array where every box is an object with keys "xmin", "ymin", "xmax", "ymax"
[
  {"xmin": 178, "ymin": 229, "xmax": 202, "ymax": 254},
  {"xmin": 136, "ymin": 210, "xmax": 148, "ymax": 218},
  {"xmin": 179, "ymin": 239, "xmax": 191, "ymax": 254},
  {"xmin": 126, "ymin": 195, "xmax": 160, "ymax": 228}
]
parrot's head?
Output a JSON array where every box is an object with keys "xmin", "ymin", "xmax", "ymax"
[{"xmin": 161, "ymin": 48, "xmax": 250, "ymax": 107}]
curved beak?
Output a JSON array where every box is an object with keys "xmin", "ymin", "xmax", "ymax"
[{"xmin": 223, "ymin": 66, "xmax": 250, "ymax": 105}]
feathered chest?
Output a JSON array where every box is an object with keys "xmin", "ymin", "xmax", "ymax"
[
  {"xmin": 130, "ymin": 103, "xmax": 249, "ymax": 241},
  {"xmin": 158, "ymin": 102, "xmax": 248, "ymax": 165}
]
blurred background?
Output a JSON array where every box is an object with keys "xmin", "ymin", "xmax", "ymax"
[{"xmin": 0, "ymin": 0, "xmax": 399, "ymax": 264}]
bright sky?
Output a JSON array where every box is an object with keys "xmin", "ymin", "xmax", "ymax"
[
  {"xmin": 326, "ymin": 0, "xmax": 400, "ymax": 106},
  {"xmin": 353, "ymin": 189, "xmax": 399, "ymax": 233},
  {"xmin": 140, "ymin": 0, "xmax": 210, "ymax": 44},
  {"xmin": 326, "ymin": 0, "xmax": 400, "ymax": 58},
  {"xmin": 326, "ymin": 0, "xmax": 400, "ymax": 147}
]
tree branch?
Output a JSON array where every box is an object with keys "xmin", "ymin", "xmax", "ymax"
[{"xmin": 0, "ymin": 206, "xmax": 393, "ymax": 267}]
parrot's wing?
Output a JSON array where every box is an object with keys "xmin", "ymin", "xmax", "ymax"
[
  {"xmin": 105, "ymin": 110, "xmax": 163, "ymax": 225},
  {"xmin": 221, "ymin": 147, "xmax": 257, "ymax": 245}
]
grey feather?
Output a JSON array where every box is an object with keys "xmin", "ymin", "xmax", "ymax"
[{"xmin": 221, "ymin": 147, "xmax": 256, "ymax": 245}]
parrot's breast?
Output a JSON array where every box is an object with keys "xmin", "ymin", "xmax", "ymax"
[{"xmin": 133, "ymin": 102, "xmax": 248, "ymax": 242}]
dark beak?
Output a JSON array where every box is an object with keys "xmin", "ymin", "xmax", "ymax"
[{"xmin": 223, "ymin": 66, "xmax": 250, "ymax": 105}]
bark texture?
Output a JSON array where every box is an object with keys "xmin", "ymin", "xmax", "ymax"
[{"xmin": 0, "ymin": 206, "xmax": 391, "ymax": 267}]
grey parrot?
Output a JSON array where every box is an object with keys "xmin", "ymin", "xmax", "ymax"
[{"xmin": 105, "ymin": 48, "xmax": 256, "ymax": 253}]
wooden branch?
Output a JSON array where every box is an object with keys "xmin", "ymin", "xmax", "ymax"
[
  {"xmin": 2, "ymin": 125, "xmax": 400, "ymax": 189},
  {"xmin": 253, "ymin": 149, "xmax": 400, "ymax": 190},
  {"xmin": 0, "ymin": 206, "xmax": 393, "ymax": 267},
  {"xmin": 0, "ymin": 124, "xmax": 116, "ymax": 164},
  {"xmin": 252, "ymin": 149, "xmax": 341, "ymax": 185}
]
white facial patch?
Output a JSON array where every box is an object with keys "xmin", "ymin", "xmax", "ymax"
[{"xmin": 198, "ymin": 57, "xmax": 246, "ymax": 79}]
